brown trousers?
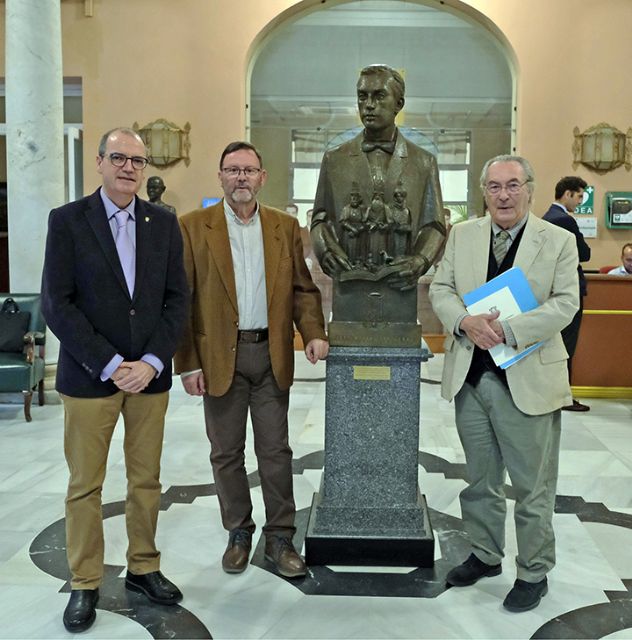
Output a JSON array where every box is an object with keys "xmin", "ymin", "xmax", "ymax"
[
  {"xmin": 203, "ymin": 340, "xmax": 295, "ymax": 538},
  {"xmin": 61, "ymin": 391, "xmax": 168, "ymax": 589}
]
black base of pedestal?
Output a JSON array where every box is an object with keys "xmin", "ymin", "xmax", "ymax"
[{"xmin": 304, "ymin": 493, "xmax": 435, "ymax": 567}]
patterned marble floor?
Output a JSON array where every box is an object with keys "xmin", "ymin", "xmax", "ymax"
[{"xmin": 1, "ymin": 354, "xmax": 632, "ymax": 639}]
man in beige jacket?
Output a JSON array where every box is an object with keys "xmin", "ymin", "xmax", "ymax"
[
  {"xmin": 430, "ymin": 155, "xmax": 578, "ymax": 612},
  {"xmin": 175, "ymin": 141, "xmax": 328, "ymax": 578}
]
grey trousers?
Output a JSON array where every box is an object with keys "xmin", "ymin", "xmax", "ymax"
[
  {"xmin": 203, "ymin": 340, "xmax": 295, "ymax": 538},
  {"xmin": 454, "ymin": 372, "xmax": 561, "ymax": 582}
]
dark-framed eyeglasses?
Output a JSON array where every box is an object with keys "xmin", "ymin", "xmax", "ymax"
[
  {"xmin": 221, "ymin": 166, "xmax": 262, "ymax": 178},
  {"xmin": 103, "ymin": 152, "xmax": 149, "ymax": 170},
  {"xmin": 484, "ymin": 180, "xmax": 530, "ymax": 196}
]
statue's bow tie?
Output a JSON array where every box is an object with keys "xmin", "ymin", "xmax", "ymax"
[{"xmin": 361, "ymin": 140, "xmax": 396, "ymax": 154}]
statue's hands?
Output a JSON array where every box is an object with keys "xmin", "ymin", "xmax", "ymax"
[
  {"xmin": 387, "ymin": 255, "xmax": 429, "ymax": 291},
  {"xmin": 321, "ymin": 250, "xmax": 353, "ymax": 277}
]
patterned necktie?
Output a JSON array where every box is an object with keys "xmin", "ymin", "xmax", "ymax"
[
  {"xmin": 114, "ymin": 210, "xmax": 135, "ymax": 296},
  {"xmin": 492, "ymin": 229, "xmax": 510, "ymax": 266}
]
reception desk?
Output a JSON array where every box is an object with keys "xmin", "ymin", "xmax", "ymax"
[{"xmin": 572, "ymin": 274, "xmax": 632, "ymax": 398}]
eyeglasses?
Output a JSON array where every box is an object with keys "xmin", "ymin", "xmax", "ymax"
[
  {"xmin": 484, "ymin": 180, "xmax": 530, "ymax": 196},
  {"xmin": 221, "ymin": 166, "xmax": 262, "ymax": 178},
  {"xmin": 103, "ymin": 152, "xmax": 149, "ymax": 170}
]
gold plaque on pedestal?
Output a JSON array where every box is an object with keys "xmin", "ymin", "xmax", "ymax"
[{"xmin": 328, "ymin": 321, "xmax": 422, "ymax": 348}]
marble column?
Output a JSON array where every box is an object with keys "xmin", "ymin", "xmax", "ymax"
[{"xmin": 5, "ymin": 0, "xmax": 65, "ymax": 293}]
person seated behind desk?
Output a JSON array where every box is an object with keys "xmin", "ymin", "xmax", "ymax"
[{"xmin": 608, "ymin": 243, "xmax": 632, "ymax": 276}]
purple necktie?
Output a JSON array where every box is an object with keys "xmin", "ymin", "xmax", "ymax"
[{"xmin": 114, "ymin": 210, "xmax": 135, "ymax": 296}]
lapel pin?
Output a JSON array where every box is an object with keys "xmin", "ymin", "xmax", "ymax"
[{"xmin": 145, "ymin": 216, "xmax": 150, "ymax": 222}]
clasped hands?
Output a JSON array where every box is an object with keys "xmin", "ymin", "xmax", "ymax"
[
  {"xmin": 111, "ymin": 360, "xmax": 156, "ymax": 393},
  {"xmin": 459, "ymin": 310, "xmax": 505, "ymax": 350}
]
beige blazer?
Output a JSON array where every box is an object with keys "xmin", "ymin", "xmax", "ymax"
[
  {"xmin": 174, "ymin": 202, "xmax": 327, "ymax": 397},
  {"xmin": 429, "ymin": 213, "xmax": 579, "ymax": 415}
]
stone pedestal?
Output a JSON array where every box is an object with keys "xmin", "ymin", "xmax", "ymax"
[{"xmin": 305, "ymin": 346, "xmax": 434, "ymax": 566}]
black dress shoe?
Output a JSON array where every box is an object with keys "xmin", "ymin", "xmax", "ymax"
[
  {"xmin": 446, "ymin": 553, "xmax": 502, "ymax": 587},
  {"xmin": 562, "ymin": 399, "xmax": 590, "ymax": 412},
  {"xmin": 63, "ymin": 588, "xmax": 99, "ymax": 633},
  {"xmin": 125, "ymin": 570, "xmax": 182, "ymax": 605},
  {"xmin": 503, "ymin": 577, "xmax": 548, "ymax": 612}
]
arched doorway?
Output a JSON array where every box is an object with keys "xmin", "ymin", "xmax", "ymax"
[{"xmin": 249, "ymin": 0, "xmax": 513, "ymax": 226}]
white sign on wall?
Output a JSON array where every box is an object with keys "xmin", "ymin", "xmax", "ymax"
[{"xmin": 576, "ymin": 217, "xmax": 598, "ymax": 238}]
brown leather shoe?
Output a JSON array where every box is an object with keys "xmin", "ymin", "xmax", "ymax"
[
  {"xmin": 222, "ymin": 529, "xmax": 252, "ymax": 574},
  {"xmin": 264, "ymin": 536, "xmax": 307, "ymax": 578}
]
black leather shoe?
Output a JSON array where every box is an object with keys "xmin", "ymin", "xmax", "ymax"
[
  {"xmin": 222, "ymin": 528, "xmax": 252, "ymax": 574},
  {"xmin": 264, "ymin": 536, "xmax": 307, "ymax": 578},
  {"xmin": 446, "ymin": 553, "xmax": 502, "ymax": 587},
  {"xmin": 125, "ymin": 570, "xmax": 182, "ymax": 605},
  {"xmin": 503, "ymin": 577, "xmax": 548, "ymax": 612},
  {"xmin": 63, "ymin": 588, "xmax": 99, "ymax": 633},
  {"xmin": 562, "ymin": 399, "xmax": 590, "ymax": 412}
]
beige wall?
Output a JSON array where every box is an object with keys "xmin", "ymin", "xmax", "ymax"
[
  {"xmin": 1, "ymin": 0, "xmax": 631, "ymax": 268},
  {"xmin": 457, "ymin": 0, "xmax": 632, "ymax": 268}
]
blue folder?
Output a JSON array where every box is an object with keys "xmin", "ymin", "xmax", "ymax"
[{"xmin": 463, "ymin": 267, "xmax": 542, "ymax": 369}]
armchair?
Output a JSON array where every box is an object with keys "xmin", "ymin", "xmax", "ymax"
[{"xmin": 0, "ymin": 293, "xmax": 46, "ymax": 421}]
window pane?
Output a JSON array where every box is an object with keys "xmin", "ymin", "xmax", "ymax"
[
  {"xmin": 439, "ymin": 169, "xmax": 468, "ymax": 202},
  {"xmin": 293, "ymin": 168, "xmax": 321, "ymax": 201}
]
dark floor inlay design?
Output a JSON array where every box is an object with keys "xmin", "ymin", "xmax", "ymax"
[
  {"xmin": 30, "ymin": 518, "xmax": 211, "ymax": 638},
  {"xmin": 29, "ymin": 449, "xmax": 632, "ymax": 638},
  {"xmin": 249, "ymin": 507, "xmax": 468, "ymax": 599},
  {"xmin": 532, "ymin": 601, "xmax": 632, "ymax": 639}
]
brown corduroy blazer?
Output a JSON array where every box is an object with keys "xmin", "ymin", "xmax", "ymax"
[{"xmin": 174, "ymin": 201, "xmax": 327, "ymax": 397}]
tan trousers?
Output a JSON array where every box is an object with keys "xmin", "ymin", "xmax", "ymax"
[
  {"xmin": 203, "ymin": 340, "xmax": 295, "ymax": 538},
  {"xmin": 454, "ymin": 372, "xmax": 561, "ymax": 582},
  {"xmin": 61, "ymin": 391, "xmax": 168, "ymax": 589}
]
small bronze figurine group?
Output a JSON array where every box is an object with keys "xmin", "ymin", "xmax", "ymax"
[{"xmin": 339, "ymin": 181, "xmax": 411, "ymax": 269}]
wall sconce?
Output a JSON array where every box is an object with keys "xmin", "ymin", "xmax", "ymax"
[
  {"xmin": 133, "ymin": 119, "xmax": 191, "ymax": 167},
  {"xmin": 572, "ymin": 122, "xmax": 632, "ymax": 173}
]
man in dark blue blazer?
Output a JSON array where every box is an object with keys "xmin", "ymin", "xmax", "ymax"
[
  {"xmin": 542, "ymin": 176, "xmax": 591, "ymax": 411},
  {"xmin": 41, "ymin": 128, "xmax": 188, "ymax": 633}
]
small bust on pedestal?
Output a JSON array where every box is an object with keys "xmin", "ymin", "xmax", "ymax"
[{"xmin": 146, "ymin": 176, "xmax": 176, "ymax": 214}]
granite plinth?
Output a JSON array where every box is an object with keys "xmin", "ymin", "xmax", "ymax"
[
  {"xmin": 305, "ymin": 346, "xmax": 434, "ymax": 567},
  {"xmin": 305, "ymin": 490, "xmax": 435, "ymax": 567}
]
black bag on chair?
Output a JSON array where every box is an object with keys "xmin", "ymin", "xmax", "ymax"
[{"xmin": 0, "ymin": 298, "xmax": 31, "ymax": 352}]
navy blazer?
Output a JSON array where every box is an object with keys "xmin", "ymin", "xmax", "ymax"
[
  {"xmin": 41, "ymin": 189, "xmax": 188, "ymax": 397},
  {"xmin": 542, "ymin": 204, "xmax": 591, "ymax": 296}
]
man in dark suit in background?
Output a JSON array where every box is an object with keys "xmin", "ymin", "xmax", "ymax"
[
  {"xmin": 543, "ymin": 176, "xmax": 591, "ymax": 411},
  {"xmin": 41, "ymin": 127, "xmax": 188, "ymax": 633}
]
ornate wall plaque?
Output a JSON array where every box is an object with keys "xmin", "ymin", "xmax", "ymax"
[
  {"xmin": 572, "ymin": 122, "xmax": 632, "ymax": 173},
  {"xmin": 133, "ymin": 119, "xmax": 191, "ymax": 167}
]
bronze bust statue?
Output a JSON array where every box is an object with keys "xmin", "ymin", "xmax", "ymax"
[
  {"xmin": 311, "ymin": 64, "xmax": 446, "ymax": 345},
  {"xmin": 146, "ymin": 176, "xmax": 176, "ymax": 214}
]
